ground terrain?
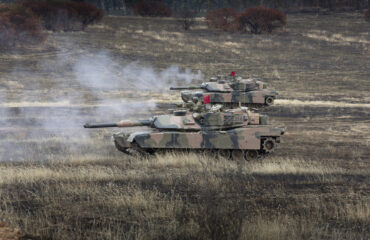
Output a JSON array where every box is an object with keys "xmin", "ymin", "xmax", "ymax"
[{"xmin": 0, "ymin": 13, "xmax": 369, "ymax": 239}]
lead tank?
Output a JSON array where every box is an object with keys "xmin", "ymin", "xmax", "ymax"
[
  {"xmin": 84, "ymin": 107, "xmax": 284, "ymax": 160},
  {"xmin": 170, "ymin": 75, "xmax": 278, "ymax": 108}
]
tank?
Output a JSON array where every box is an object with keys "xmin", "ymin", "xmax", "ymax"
[
  {"xmin": 170, "ymin": 75, "xmax": 278, "ymax": 108},
  {"xmin": 84, "ymin": 107, "xmax": 284, "ymax": 160}
]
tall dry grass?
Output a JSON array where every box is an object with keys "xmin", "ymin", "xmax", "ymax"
[{"xmin": 0, "ymin": 153, "xmax": 368, "ymax": 239}]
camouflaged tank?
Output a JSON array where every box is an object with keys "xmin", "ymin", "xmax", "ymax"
[
  {"xmin": 170, "ymin": 75, "xmax": 278, "ymax": 108},
  {"xmin": 84, "ymin": 107, "xmax": 284, "ymax": 160}
]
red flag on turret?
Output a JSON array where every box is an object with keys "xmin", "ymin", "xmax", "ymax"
[
  {"xmin": 203, "ymin": 95, "xmax": 211, "ymax": 104},
  {"xmin": 230, "ymin": 71, "xmax": 236, "ymax": 76}
]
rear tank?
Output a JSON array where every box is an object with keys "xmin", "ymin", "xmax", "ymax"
[
  {"xmin": 170, "ymin": 74, "xmax": 278, "ymax": 108},
  {"xmin": 84, "ymin": 108, "xmax": 284, "ymax": 160}
]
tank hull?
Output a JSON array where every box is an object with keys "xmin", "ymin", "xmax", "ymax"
[
  {"xmin": 184, "ymin": 90, "xmax": 277, "ymax": 107},
  {"xmin": 113, "ymin": 126, "xmax": 284, "ymax": 155}
]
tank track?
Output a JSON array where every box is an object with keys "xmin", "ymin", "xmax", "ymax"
[
  {"xmin": 115, "ymin": 147, "xmax": 272, "ymax": 161},
  {"xmin": 115, "ymin": 135, "xmax": 279, "ymax": 161}
]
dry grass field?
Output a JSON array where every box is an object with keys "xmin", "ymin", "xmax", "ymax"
[{"xmin": 0, "ymin": 13, "xmax": 369, "ymax": 239}]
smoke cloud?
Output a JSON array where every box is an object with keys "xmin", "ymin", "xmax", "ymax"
[
  {"xmin": 0, "ymin": 47, "xmax": 203, "ymax": 161},
  {"xmin": 73, "ymin": 51, "xmax": 202, "ymax": 91}
]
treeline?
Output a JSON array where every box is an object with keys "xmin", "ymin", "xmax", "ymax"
[
  {"xmin": 1, "ymin": 0, "xmax": 369, "ymax": 13},
  {"xmin": 0, "ymin": 0, "xmax": 103, "ymax": 49},
  {"xmin": 61, "ymin": 0, "xmax": 370, "ymax": 13}
]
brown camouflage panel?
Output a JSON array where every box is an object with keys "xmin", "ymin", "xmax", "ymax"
[{"xmin": 116, "ymin": 120, "xmax": 147, "ymax": 127}]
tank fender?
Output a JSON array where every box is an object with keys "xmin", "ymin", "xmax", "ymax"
[
  {"xmin": 247, "ymin": 90, "xmax": 278, "ymax": 96},
  {"xmin": 128, "ymin": 131, "xmax": 151, "ymax": 142},
  {"xmin": 112, "ymin": 132, "xmax": 131, "ymax": 149},
  {"xmin": 255, "ymin": 127, "xmax": 285, "ymax": 137}
]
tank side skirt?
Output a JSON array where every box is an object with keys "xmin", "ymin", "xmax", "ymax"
[
  {"xmin": 132, "ymin": 127, "xmax": 280, "ymax": 150},
  {"xmin": 207, "ymin": 92, "xmax": 270, "ymax": 104}
]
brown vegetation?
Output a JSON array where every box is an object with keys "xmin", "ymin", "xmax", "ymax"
[
  {"xmin": 0, "ymin": 155, "xmax": 368, "ymax": 239},
  {"xmin": 206, "ymin": 7, "xmax": 286, "ymax": 34},
  {"xmin": 0, "ymin": 1, "xmax": 103, "ymax": 49},
  {"xmin": 21, "ymin": 0, "xmax": 104, "ymax": 31},
  {"xmin": 205, "ymin": 7, "xmax": 238, "ymax": 31},
  {"xmin": 0, "ymin": 4, "xmax": 47, "ymax": 49},
  {"xmin": 0, "ymin": 222, "xmax": 23, "ymax": 240},
  {"xmin": 365, "ymin": 10, "xmax": 370, "ymax": 21},
  {"xmin": 133, "ymin": 1, "xmax": 172, "ymax": 17},
  {"xmin": 56, "ymin": 0, "xmax": 370, "ymax": 13},
  {"xmin": 236, "ymin": 7, "xmax": 286, "ymax": 34}
]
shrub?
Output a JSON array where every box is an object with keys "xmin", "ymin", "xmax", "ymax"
[
  {"xmin": 133, "ymin": 1, "xmax": 172, "ymax": 17},
  {"xmin": 0, "ymin": 4, "xmax": 47, "ymax": 49},
  {"xmin": 21, "ymin": 0, "xmax": 103, "ymax": 31},
  {"xmin": 205, "ymin": 8, "xmax": 238, "ymax": 31},
  {"xmin": 177, "ymin": 10, "xmax": 196, "ymax": 30},
  {"xmin": 22, "ymin": 0, "xmax": 75, "ymax": 31},
  {"xmin": 235, "ymin": 7, "xmax": 286, "ymax": 34},
  {"xmin": 365, "ymin": 10, "xmax": 370, "ymax": 22},
  {"xmin": 72, "ymin": 2, "xmax": 104, "ymax": 29}
]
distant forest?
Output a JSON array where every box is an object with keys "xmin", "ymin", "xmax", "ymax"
[{"xmin": 2, "ymin": 0, "xmax": 369, "ymax": 13}]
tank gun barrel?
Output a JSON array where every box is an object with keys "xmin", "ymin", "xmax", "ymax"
[
  {"xmin": 170, "ymin": 86, "xmax": 201, "ymax": 90},
  {"xmin": 84, "ymin": 120, "xmax": 151, "ymax": 128},
  {"xmin": 84, "ymin": 123, "xmax": 119, "ymax": 128}
]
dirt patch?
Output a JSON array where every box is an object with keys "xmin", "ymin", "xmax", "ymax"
[{"xmin": 0, "ymin": 222, "xmax": 22, "ymax": 240}]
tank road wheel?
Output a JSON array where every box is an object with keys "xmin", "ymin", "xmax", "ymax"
[
  {"xmin": 262, "ymin": 137, "xmax": 276, "ymax": 153},
  {"xmin": 218, "ymin": 150, "xmax": 231, "ymax": 160},
  {"xmin": 203, "ymin": 150, "xmax": 217, "ymax": 159},
  {"xmin": 265, "ymin": 96, "xmax": 274, "ymax": 106},
  {"xmin": 232, "ymin": 150, "xmax": 245, "ymax": 161},
  {"xmin": 245, "ymin": 150, "xmax": 259, "ymax": 161}
]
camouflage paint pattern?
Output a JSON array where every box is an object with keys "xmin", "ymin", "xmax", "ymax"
[
  {"xmin": 92, "ymin": 108, "xmax": 286, "ymax": 154},
  {"xmin": 113, "ymin": 125, "xmax": 283, "ymax": 151},
  {"xmin": 173, "ymin": 78, "xmax": 278, "ymax": 107}
]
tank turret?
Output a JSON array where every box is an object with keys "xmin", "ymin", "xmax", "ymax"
[{"xmin": 84, "ymin": 108, "xmax": 284, "ymax": 160}]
